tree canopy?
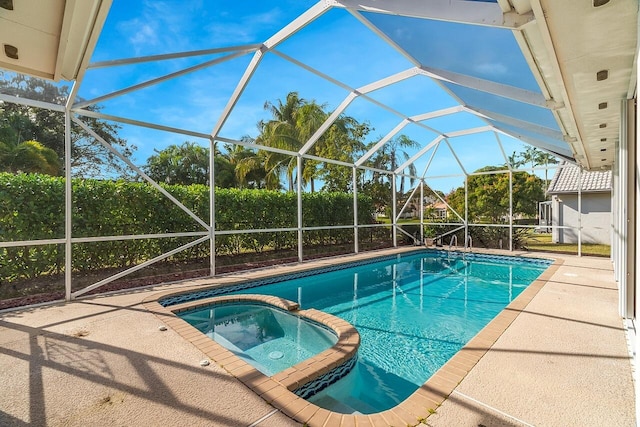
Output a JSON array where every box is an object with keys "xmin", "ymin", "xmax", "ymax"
[
  {"xmin": 0, "ymin": 74, "xmax": 136, "ymax": 177},
  {"xmin": 0, "ymin": 139, "xmax": 61, "ymax": 175},
  {"xmin": 447, "ymin": 166, "xmax": 545, "ymax": 223},
  {"xmin": 143, "ymin": 141, "xmax": 238, "ymax": 188}
]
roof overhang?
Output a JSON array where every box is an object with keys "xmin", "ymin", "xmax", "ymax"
[
  {"xmin": 520, "ymin": 0, "xmax": 638, "ymax": 170},
  {"xmin": 0, "ymin": 0, "xmax": 112, "ymax": 81}
]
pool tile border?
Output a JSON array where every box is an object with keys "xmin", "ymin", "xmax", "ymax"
[
  {"xmin": 143, "ymin": 248, "xmax": 562, "ymax": 427},
  {"xmin": 144, "ymin": 293, "xmax": 360, "ymax": 400}
]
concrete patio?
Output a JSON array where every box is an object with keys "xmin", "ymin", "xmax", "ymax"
[{"xmin": 0, "ymin": 249, "xmax": 635, "ymax": 427}]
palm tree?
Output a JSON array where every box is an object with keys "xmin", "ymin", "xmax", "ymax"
[
  {"xmin": 0, "ymin": 139, "xmax": 61, "ymax": 175},
  {"xmin": 256, "ymin": 92, "xmax": 326, "ymax": 192},
  {"xmin": 361, "ymin": 134, "xmax": 419, "ymax": 212},
  {"xmin": 511, "ymin": 146, "xmax": 559, "ymax": 190},
  {"xmin": 224, "ymin": 139, "xmax": 267, "ymax": 189}
]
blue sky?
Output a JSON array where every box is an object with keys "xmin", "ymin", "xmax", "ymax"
[{"xmin": 71, "ymin": 0, "xmax": 553, "ymax": 193}]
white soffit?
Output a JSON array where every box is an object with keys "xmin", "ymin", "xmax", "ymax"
[
  {"xmin": 0, "ymin": 0, "xmax": 112, "ymax": 81},
  {"xmin": 527, "ymin": 0, "xmax": 638, "ymax": 170}
]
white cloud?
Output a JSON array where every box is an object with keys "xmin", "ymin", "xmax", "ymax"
[
  {"xmin": 204, "ymin": 9, "xmax": 283, "ymax": 44},
  {"xmin": 474, "ymin": 62, "xmax": 509, "ymax": 76}
]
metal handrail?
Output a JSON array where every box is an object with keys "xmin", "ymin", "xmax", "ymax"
[
  {"xmin": 465, "ymin": 235, "xmax": 473, "ymax": 251},
  {"xmin": 449, "ymin": 234, "xmax": 457, "ymax": 250}
]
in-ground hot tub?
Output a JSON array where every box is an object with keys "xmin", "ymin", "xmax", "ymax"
[{"xmin": 180, "ymin": 302, "xmax": 338, "ymax": 376}]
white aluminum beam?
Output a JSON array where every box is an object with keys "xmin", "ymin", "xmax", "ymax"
[
  {"xmin": 88, "ymin": 44, "xmax": 262, "ymax": 69},
  {"xmin": 419, "ymin": 66, "xmax": 556, "ymax": 109},
  {"xmin": 494, "ymin": 132, "xmax": 512, "ymax": 170},
  {"xmin": 271, "ymin": 50, "xmax": 442, "ymax": 137},
  {"xmin": 271, "ymin": 50, "xmax": 355, "ymax": 93},
  {"xmin": 444, "ymin": 125, "xmax": 493, "ymax": 138},
  {"xmin": 355, "ymin": 119, "xmax": 410, "ymax": 167},
  {"xmin": 444, "ymin": 138, "xmax": 467, "ymax": 176},
  {"xmin": 358, "ymin": 165, "xmax": 392, "ymax": 175},
  {"xmin": 299, "ymin": 92, "xmax": 358, "ymax": 156},
  {"xmin": 215, "ymin": 136, "xmax": 355, "ymax": 168},
  {"xmin": 396, "ymin": 184, "xmax": 419, "ymax": 222},
  {"xmin": 72, "ymin": 235, "xmax": 210, "ymax": 298},
  {"xmin": 395, "ymin": 135, "xmax": 444, "ymax": 174},
  {"xmin": 263, "ymin": 1, "xmax": 333, "ymax": 49},
  {"xmin": 465, "ymin": 106, "xmax": 565, "ymax": 140},
  {"xmin": 73, "ymin": 109, "xmax": 211, "ymax": 140},
  {"xmin": 71, "ymin": 231, "xmax": 208, "ymax": 243},
  {"xmin": 74, "ymin": 50, "xmax": 251, "ymax": 109},
  {"xmin": 356, "ymin": 67, "xmax": 420, "ymax": 94},
  {"xmin": 73, "ymin": 117, "xmax": 210, "ymax": 230},
  {"xmin": 421, "ymin": 140, "xmax": 441, "ymax": 178},
  {"xmin": 333, "ymin": 0, "xmax": 535, "ymax": 29},
  {"xmin": 423, "ymin": 182, "xmax": 465, "ymax": 223},
  {"xmin": 0, "ymin": 239, "xmax": 66, "ymax": 248},
  {"xmin": 346, "ymin": 9, "xmax": 420, "ymax": 67},
  {"xmin": 411, "ymin": 106, "xmax": 465, "ymax": 122},
  {"xmin": 0, "ymin": 93, "xmax": 66, "ymax": 112},
  {"xmin": 210, "ymin": 48, "xmax": 266, "ymax": 140},
  {"xmin": 493, "ymin": 125, "xmax": 574, "ymax": 159}
]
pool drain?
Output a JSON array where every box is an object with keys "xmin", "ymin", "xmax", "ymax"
[{"xmin": 268, "ymin": 351, "xmax": 284, "ymax": 360}]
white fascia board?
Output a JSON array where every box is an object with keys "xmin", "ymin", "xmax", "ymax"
[
  {"xmin": 395, "ymin": 135, "xmax": 444, "ymax": 174},
  {"xmin": 57, "ymin": 0, "xmax": 113, "ymax": 81},
  {"xmin": 355, "ymin": 119, "xmax": 410, "ymax": 167},
  {"xmin": 419, "ymin": 66, "xmax": 551, "ymax": 108},
  {"xmin": 299, "ymin": 92, "xmax": 358, "ymax": 155},
  {"xmin": 333, "ymin": 0, "xmax": 534, "ymax": 29},
  {"xmin": 527, "ymin": 0, "xmax": 586, "ymax": 167},
  {"xmin": 464, "ymin": 105, "xmax": 565, "ymax": 140}
]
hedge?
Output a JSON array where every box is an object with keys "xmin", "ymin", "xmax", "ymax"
[{"xmin": 0, "ymin": 173, "xmax": 375, "ymax": 282}]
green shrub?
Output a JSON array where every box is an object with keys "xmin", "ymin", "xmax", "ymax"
[{"xmin": 0, "ymin": 173, "xmax": 375, "ymax": 282}]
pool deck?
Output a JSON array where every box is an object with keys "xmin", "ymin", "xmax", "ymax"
[{"xmin": 0, "ymin": 248, "xmax": 635, "ymax": 426}]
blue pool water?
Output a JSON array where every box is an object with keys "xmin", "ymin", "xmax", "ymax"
[
  {"xmin": 180, "ymin": 304, "xmax": 337, "ymax": 376},
  {"xmin": 170, "ymin": 250, "xmax": 551, "ymax": 413}
]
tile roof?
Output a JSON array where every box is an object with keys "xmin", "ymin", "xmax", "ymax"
[{"xmin": 547, "ymin": 161, "xmax": 612, "ymax": 194}]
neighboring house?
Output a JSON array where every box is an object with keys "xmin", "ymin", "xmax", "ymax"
[
  {"xmin": 425, "ymin": 201, "xmax": 448, "ymax": 219},
  {"xmin": 547, "ymin": 162, "xmax": 612, "ymax": 244}
]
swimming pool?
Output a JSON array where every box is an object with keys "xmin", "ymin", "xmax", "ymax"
[{"xmin": 167, "ymin": 250, "xmax": 551, "ymax": 414}]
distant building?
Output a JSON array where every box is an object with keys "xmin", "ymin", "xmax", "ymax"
[
  {"xmin": 547, "ymin": 162, "xmax": 612, "ymax": 245},
  {"xmin": 425, "ymin": 200, "xmax": 448, "ymax": 219}
]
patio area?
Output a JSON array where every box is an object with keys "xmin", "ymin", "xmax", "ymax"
[{"xmin": 0, "ymin": 248, "xmax": 634, "ymax": 427}]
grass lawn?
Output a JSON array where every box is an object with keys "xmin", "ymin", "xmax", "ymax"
[{"xmin": 524, "ymin": 232, "xmax": 610, "ymax": 257}]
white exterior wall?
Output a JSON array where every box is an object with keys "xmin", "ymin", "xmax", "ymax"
[{"xmin": 552, "ymin": 192, "xmax": 612, "ymax": 244}]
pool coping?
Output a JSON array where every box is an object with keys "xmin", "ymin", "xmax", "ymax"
[
  {"xmin": 168, "ymin": 294, "xmax": 360, "ymax": 393},
  {"xmin": 142, "ymin": 248, "xmax": 562, "ymax": 427}
]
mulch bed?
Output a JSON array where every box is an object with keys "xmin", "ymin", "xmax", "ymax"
[{"xmin": 0, "ymin": 245, "xmax": 393, "ymax": 311}]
